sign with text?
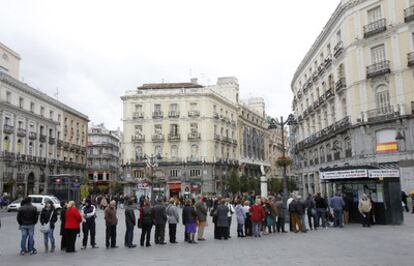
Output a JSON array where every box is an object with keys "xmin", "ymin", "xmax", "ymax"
[
  {"xmin": 368, "ymin": 169, "xmax": 400, "ymax": 178},
  {"xmin": 321, "ymin": 169, "xmax": 368, "ymax": 180}
]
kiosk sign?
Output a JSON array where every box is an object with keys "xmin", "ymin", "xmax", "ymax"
[
  {"xmin": 368, "ymin": 169, "xmax": 400, "ymax": 178},
  {"xmin": 321, "ymin": 169, "xmax": 367, "ymax": 180}
]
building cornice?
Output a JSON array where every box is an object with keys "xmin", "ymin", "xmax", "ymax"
[{"xmin": 0, "ymin": 72, "xmax": 89, "ymax": 121}]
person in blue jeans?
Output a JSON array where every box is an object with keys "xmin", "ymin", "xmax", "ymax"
[
  {"xmin": 17, "ymin": 197, "xmax": 39, "ymax": 255},
  {"xmin": 40, "ymin": 200, "xmax": 58, "ymax": 252},
  {"xmin": 330, "ymin": 192, "xmax": 346, "ymax": 228}
]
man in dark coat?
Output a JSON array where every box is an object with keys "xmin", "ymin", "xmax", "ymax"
[
  {"xmin": 81, "ymin": 198, "xmax": 98, "ymax": 249},
  {"xmin": 152, "ymin": 198, "xmax": 167, "ymax": 244},
  {"xmin": 214, "ymin": 199, "xmax": 230, "ymax": 240},
  {"xmin": 124, "ymin": 198, "xmax": 136, "ymax": 248},
  {"xmin": 17, "ymin": 197, "xmax": 39, "ymax": 255}
]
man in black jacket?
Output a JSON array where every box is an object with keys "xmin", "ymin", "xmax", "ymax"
[
  {"xmin": 17, "ymin": 197, "xmax": 39, "ymax": 255},
  {"xmin": 152, "ymin": 198, "xmax": 167, "ymax": 244},
  {"xmin": 124, "ymin": 198, "xmax": 136, "ymax": 248},
  {"xmin": 315, "ymin": 193, "xmax": 328, "ymax": 229}
]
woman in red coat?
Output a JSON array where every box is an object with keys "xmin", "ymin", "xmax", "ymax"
[
  {"xmin": 64, "ymin": 201, "xmax": 82, "ymax": 252},
  {"xmin": 250, "ymin": 199, "xmax": 265, "ymax": 237}
]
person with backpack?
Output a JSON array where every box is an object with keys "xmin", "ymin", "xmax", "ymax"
[
  {"xmin": 39, "ymin": 200, "xmax": 58, "ymax": 253},
  {"xmin": 81, "ymin": 198, "xmax": 98, "ymax": 249}
]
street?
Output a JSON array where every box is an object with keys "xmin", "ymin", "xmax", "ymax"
[{"xmin": 0, "ymin": 209, "xmax": 413, "ymax": 266}]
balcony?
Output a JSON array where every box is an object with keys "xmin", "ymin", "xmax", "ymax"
[
  {"xmin": 366, "ymin": 60, "xmax": 391, "ymax": 79},
  {"xmin": 213, "ymin": 112, "xmax": 220, "ymax": 119},
  {"xmin": 132, "ymin": 135, "xmax": 145, "ymax": 143},
  {"xmin": 408, "ymin": 52, "xmax": 414, "ymax": 67},
  {"xmin": 214, "ymin": 134, "xmax": 221, "ymax": 141},
  {"xmin": 232, "ymin": 139, "xmax": 238, "ymax": 145},
  {"xmin": 152, "ymin": 134, "xmax": 164, "ymax": 142},
  {"xmin": 17, "ymin": 128, "xmax": 26, "ymax": 137},
  {"xmin": 404, "ymin": 6, "xmax": 414, "ymax": 23},
  {"xmin": 28, "ymin": 132, "xmax": 37, "ymax": 140},
  {"xmin": 335, "ymin": 77, "xmax": 346, "ymax": 93},
  {"xmin": 168, "ymin": 111, "xmax": 180, "ymax": 118},
  {"xmin": 324, "ymin": 55, "xmax": 332, "ymax": 69},
  {"xmin": 168, "ymin": 133, "xmax": 181, "ymax": 142},
  {"xmin": 188, "ymin": 110, "xmax": 200, "ymax": 117},
  {"xmin": 313, "ymin": 99, "xmax": 320, "ymax": 110},
  {"xmin": 363, "ymin": 18, "xmax": 386, "ymax": 38},
  {"xmin": 3, "ymin": 124, "xmax": 14, "ymax": 134},
  {"xmin": 222, "ymin": 136, "xmax": 232, "ymax": 144},
  {"xmin": 48, "ymin": 137, "xmax": 55, "ymax": 145},
  {"xmin": 152, "ymin": 111, "xmax": 163, "ymax": 119},
  {"xmin": 57, "ymin": 140, "xmax": 63, "ymax": 147},
  {"xmin": 325, "ymin": 88, "xmax": 334, "ymax": 100},
  {"xmin": 334, "ymin": 41, "xmax": 344, "ymax": 58},
  {"xmin": 39, "ymin": 134, "xmax": 47, "ymax": 143},
  {"xmin": 188, "ymin": 132, "xmax": 201, "ymax": 141},
  {"xmin": 132, "ymin": 112, "xmax": 144, "ymax": 119},
  {"xmin": 366, "ymin": 105, "xmax": 401, "ymax": 123}
]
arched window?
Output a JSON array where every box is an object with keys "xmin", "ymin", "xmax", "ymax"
[
  {"xmin": 154, "ymin": 145, "xmax": 162, "ymax": 157},
  {"xmin": 29, "ymin": 141, "xmax": 33, "ymax": 155},
  {"xmin": 171, "ymin": 145, "xmax": 178, "ymax": 159},
  {"xmin": 344, "ymin": 137, "xmax": 352, "ymax": 158},
  {"xmin": 320, "ymin": 146, "xmax": 325, "ymax": 163},
  {"xmin": 342, "ymin": 98, "xmax": 347, "ymax": 117},
  {"xmin": 338, "ymin": 64, "xmax": 345, "ymax": 79},
  {"xmin": 3, "ymin": 136, "xmax": 10, "ymax": 151},
  {"xmin": 39, "ymin": 144, "xmax": 44, "ymax": 157},
  {"xmin": 191, "ymin": 144, "xmax": 199, "ymax": 161},
  {"xmin": 136, "ymin": 146, "xmax": 143, "ymax": 160},
  {"xmin": 375, "ymin": 85, "xmax": 391, "ymax": 114},
  {"xmin": 326, "ymin": 143, "xmax": 332, "ymax": 162},
  {"xmin": 17, "ymin": 139, "xmax": 22, "ymax": 154},
  {"xmin": 333, "ymin": 140, "xmax": 341, "ymax": 160}
]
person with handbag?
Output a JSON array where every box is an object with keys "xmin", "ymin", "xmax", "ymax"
[
  {"xmin": 17, "ymin": 197, "xmax": 39, "ymax": 255},
  {"xmin": 40, "ymin": 200, "xmax": 58, "ymax": 253},
  {"xmin": 64, "ymin": 201, "xmax": 82, "ymax": 253},
  {"xmin": 358, "ymin": 194, "xmax": 372, "ymax": 228},
  {"xmin": 139, "ymin": 198, "xmax": 153, "ymax": 247}
]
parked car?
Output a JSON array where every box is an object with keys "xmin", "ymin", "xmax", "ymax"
[
  {"xmin": 7, "ymin": 199, "xmax": 22, "ymax": 212},
  {"xmin": 7, "ymin": 195, "xmax": 61, "ymax": 212}
]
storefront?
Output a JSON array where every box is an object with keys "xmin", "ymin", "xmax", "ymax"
[{"xmin": 320, "ymin": 166, "xmax": 403, "ymax": 225}]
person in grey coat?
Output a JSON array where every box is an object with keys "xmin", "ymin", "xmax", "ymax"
[
  {"xmin": 235, "ymin": 199, "xmax": 246, "ymax": 237},
  {"xmin": 166, "ymin": 198, "xmax": 179, "ymax": 243},
  {"xmin": 152, "ymin": 199, "xmax": 167, "ymax": 244},
  {"xmin": 213, "ymin": 199, "xmax": 229, "ymax": 240}
]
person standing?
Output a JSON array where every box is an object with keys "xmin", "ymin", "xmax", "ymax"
[
  {"xmin": 59, "ymin": 201, "xmax": 68, "ymax": 251},
  {"xmin": 124, "ymin": 198, "xmax": 137, "ymax": 248},
  {"xmin": 81, "ymin": 198, "xmax": 98, "ymax": 249},
  {"xmin": 305, "ymin": 194, "xmax": 316, "ymax": 230},
  {"xmin": 210, "ymin": 198, "xmax": 220, "ymax": 239},
  {"xmin": 182, "ymin": 199, "xmax": 198, "ymax": 244},
  {"xmin": 358, "ymin": 194, "xmax": 372, "ymax": 228},
  {"xmin": 195, "ymin": 197, "xmax": 207, "ymax": 241},
  {"xmin": 235, "ymin": 199, "xmax": 246, "ymax": 237},
  {"xmin": 225, "ymin": 199, "xmax": 235, "ymax": 238},
  {"xmin": 276, "ymin": 197, "xmax": 287, "ymax": 233},
  {"xmin": 243, "ymin": 201, "xmax": 252, "ymax": 236},
  {"xmin": 104, "ymin": 200, "xmax": 118, "ymax": 248},
  {"xmin": 40, "ymin": 200, "xmax": 58, "ymax": 253},
  {"xmin": 289, "ymin": 197, "xmax": 302, "ymax": 233},
  {"xmin": 166, "ymin": 198, "xmax": 179, "ymax": 244},
  {"xmin": 17, "ymin": 197, "xmax": 39, "ymax": 255},
  {"xmin": 214, "ymin": 199, "xmax": 230, "ymax": 240},
  {"xmin": 64, "ymin": 201, "xmax": 82, "ymax": 253},
  {"xmin": 140, "ymin": 199, "xmax": 153, "ymax": 247},
  {"xmin": 330, "ymin": 192, "xmax": 346, "ymax": 228},
  {"xmin": 152, "ymin": 198, "xmax": 167, "ymax": 245},
  {"xmin": 297, "ymin": 196, "xmax": 307, "ymax": 233},
  {"xmin": 250, "ymin": 198, "xmax": 265, "ymax": 237},
  {"xmin": 315, "ymin": 193, "xmax": 328, "ymax": 229},
  {"xmin": 401, "ymin": 191, "xmax": 409, "ymax": 213}
]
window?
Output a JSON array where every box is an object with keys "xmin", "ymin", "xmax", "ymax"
[
  {"xmin": 29, "ymin": 141, "xmax": 33, "ymax": 155},
  {"xmin": 136, "ymin": 146, "xmax": 143, "ymax": 160},
  {"xmin": 135, "ymin": 104, "xmax": 142, "ymax": 112},
  {"xmin": 190, "ymin": 123, "xmax": 198, "ymax": 134},
  {"xmin": 18, "ymin": 121, "xmax": 23, "ymax": 129},
  {"xmin": 154, "ymin": 124, "xmax": 162, "ymax": 134},
  {"xmin": 190, "ymin": 103, "xmax": 197, "ymax": 111},
  {"xmin": 58, "ymin": 114, "xmax": 61, "ymax": 122},
  {"xmin": 190, "ymin": 144, "xmax": 199, "ymax": 160},
  {"xmin": 49, "ymin": 110, "xmax": 54, "ymax": 120},
  {"xmin": 30, "ymin": 102, "xmax": 35, "ymax": 112},
  {"xmin": 170, "ymin": 124, "xmax": 179, "ymax": 136},
  {"xmin": 6, "ymin": 91, "xmax": 11, "ymax": 103},
  {"xmin": 171, "ymin": 145, "xmax": 178, "ymax": 159},
  {"xmin": 154, "ymin": 104, "xmax": 161, "ymax": 112},
  {"xmin": 170, "ymin": 169, "xmax": 179, "ymax": 177},
  {"xmin": 3, "ymin": 136, "xmax": 10, "ymax": 151},
  {"xmin": 336, "ymin": 30, "xmax": 342, "ymax": 42},
  {"xmin": 375, "ymin": 85, "xmax": 390, "ymax": 113},
  {"xmin": 134, "ymin": 170, "xmax": 144, "ymax": 178},
  {"xmin": 135, "ymin": 125, "xmax": 143, "ymax": 136},
  {"xmin": 345, "ymin": 137, "xmax": 352, "ymax": 157},
  {"xmin": 371, "ymin": 44, "xmax": 385, "ymax": 64},
  {"xmin": 154, "ymin": 145, "xmax": 162, "ymax": 156},
  {"xmin": 40, "ymin": 106, "xmax": 45, "ymax": 117},
  {"xmin": 170, "ymin": 103, "xmax": 178, "ymax": 112},
  {"xmin": 342, "ymin": 98, "xmax": 347, "ymax": 117},
  {"xmin": 19, "ymin": 97, "xmax": 24, "ymax": 108},
  {"xmin": 368, "ymin": 6, "xmax": 382, "ymax": 23},
  {"xmin": 190, "ymin": 169, "xmax": 201, "ymax": 177}
]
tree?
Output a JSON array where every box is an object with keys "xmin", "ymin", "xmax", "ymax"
[
  {"xmin": 110, "ymin": 181, "xmax": 123, "ymax": 195},
  {"xmin": 226, "ymin": 170, "xmax": 240, "ymax": 194},
  {"xmin": 268, "ymin": 178, "xmax": 283, "ymax": 194}
]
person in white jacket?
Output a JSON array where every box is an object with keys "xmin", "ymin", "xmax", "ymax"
[
  {"xmin": 81, "ymin": 199, "xmax": 98, "ymax": 249},
  {"xmin": 225, "ymin": 199, "xmax": 235, "ymax": 238}
]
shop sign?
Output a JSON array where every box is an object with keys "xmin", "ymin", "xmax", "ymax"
[
  {"xmin": 368, "ymin": 169, "xmax": 400, "ymax": 178},
  {"xmin": 321, "ymin": 169, "xmax": 367, "ymax": 180}
]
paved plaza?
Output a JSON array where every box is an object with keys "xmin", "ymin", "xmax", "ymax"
[{"xmin": 0, "ymin": 209, "xmax": 413, "ymax": 266}]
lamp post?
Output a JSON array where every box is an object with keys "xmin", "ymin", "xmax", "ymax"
[
  {"xmin": 143, "ymin": 153, "xmax": 161, "ymax": 204},
  {"xmin": 268, "ymin": 114, "xmax": 296, "ymax": 202}
]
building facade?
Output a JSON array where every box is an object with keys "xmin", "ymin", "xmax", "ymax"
[
  {"xmin": 0, "ymin": 42, "xmax": 88, "ymax": 198},
  {"xmin": 291, "ymin": 0, "xmax": 414, "ymax": 197},
  {"xmin": 267, "ymin": 125, "xmax": 290, "ymax": 179},
  {"xmin": 121, "ymin": 77, "xmax": 269, "ymax": 198},
  {"xmin": 87, "ymin": 123, "xmax": 121, "ymax": 185}
]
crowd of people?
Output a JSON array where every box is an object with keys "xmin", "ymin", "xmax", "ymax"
[{"xmin": 10, "ymin": 190, "xmax": 408, "ymax": 256}]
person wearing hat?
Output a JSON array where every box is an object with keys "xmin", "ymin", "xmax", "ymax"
[{"xmin": 81, "ymin": 198, "xmax": 98, "ymax": 249}]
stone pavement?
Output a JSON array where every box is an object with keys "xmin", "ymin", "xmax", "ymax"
[{"xmin": 0, "ymin": 209, "xmax": 413, "ymax": 266}]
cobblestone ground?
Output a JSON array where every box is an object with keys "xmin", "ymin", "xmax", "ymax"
[{"xmin": 0, "ymin": 209, "xmax": 413, "ymax": 266}]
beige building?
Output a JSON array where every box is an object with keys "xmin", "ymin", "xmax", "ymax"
[
  {"xmin": 291, "ymin": 0, "xmax": 414, "ymax": 198},
  {"xmin": 121, "ymin": 77, "xmax": 269, "ymax": 197},
  {"xmin": 0, "ymin": 42, "xmax": 88, "ymax": 198},
  {"xmin": 267, "ymin": 125, "xmax": 290, "ymax": 179}
]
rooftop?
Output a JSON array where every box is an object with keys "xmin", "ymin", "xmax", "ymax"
[{"xmin": 137, "ymin": 82, "xmax": 203, "ymax": 90}]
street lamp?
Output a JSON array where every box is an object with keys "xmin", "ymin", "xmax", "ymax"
[{"xmin": 268, "ymin": 114, "xmax": 297, "ymax": 202}]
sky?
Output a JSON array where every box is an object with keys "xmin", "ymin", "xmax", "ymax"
[{"xmin": 0, "ymin": 0, "xmax": 340, "ymax": 130}]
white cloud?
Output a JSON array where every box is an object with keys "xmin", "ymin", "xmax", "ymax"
[{"xmin": 0, "ymin": 0, "xmax": 339, "ymax": 129}]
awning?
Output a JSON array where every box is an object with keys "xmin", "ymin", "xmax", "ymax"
[{"xmin": 168, "ymin": 182, "xmax": 181, "ymax": 191}]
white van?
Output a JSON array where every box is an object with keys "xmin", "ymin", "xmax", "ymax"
[{"xmin": 28, "ymin": 195, "xmax": 62, "ymax": 212}]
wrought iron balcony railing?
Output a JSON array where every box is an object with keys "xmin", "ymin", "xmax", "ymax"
[
  {"xmin": 152, "ymin": 111, "xmax": 163, "ymax": 119},
  {"xmin": 363, "ymin": 18, "xmax": 387, "ymax": 38},
  {"xmin": 132, "ymin": 112, "xmax": 144, "ymax": 119},
  {"xmin": 366, "ymin": 60, "xmax": 391, "ymax": 79},
  {"xmin": 152, "ymin": 134, "xmax": 164, "ymax": 142},
  {"xmin": 408, "ymin": 52, "xmax": 414, "ymax": 67},
  {"xmin": 3, "ymin": 124, "xmax": 14, "ymax": 134},
  {"xmin": 17, "ymin": 128, "xmax": 26, "ymax": 137},
  {"xmin": 404, "ymin": 5, "xmax": 414, "ymax": 23},
  {"xmin": 334, "ymin": 41, "xmax": 344, "ymax": 58},
  {"xmin": 168, "ymin": 133, "xmax": 181, "ymax": 141},
  {"xmin": 335, "ymin": 77, "xmax": 346, "ymax": 92},
  {"xmin": 132, "ymin": 135, "xmax": 145, "ymax": 143},
  {"xmin": 366, "ymin": 105, "xmax": 401, "ymax": 123},
  {"xmin": 188, "ymin": 110, "xmax": 200, "ymax": 117},
  {"xmin": 188, "ymin": 132, "xmax": 201, "ymax": 141}
]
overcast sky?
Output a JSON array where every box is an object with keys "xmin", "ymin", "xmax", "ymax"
[{"xmin": 0, "ymin": 0, "xmax": 339, "ymax": 129}]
